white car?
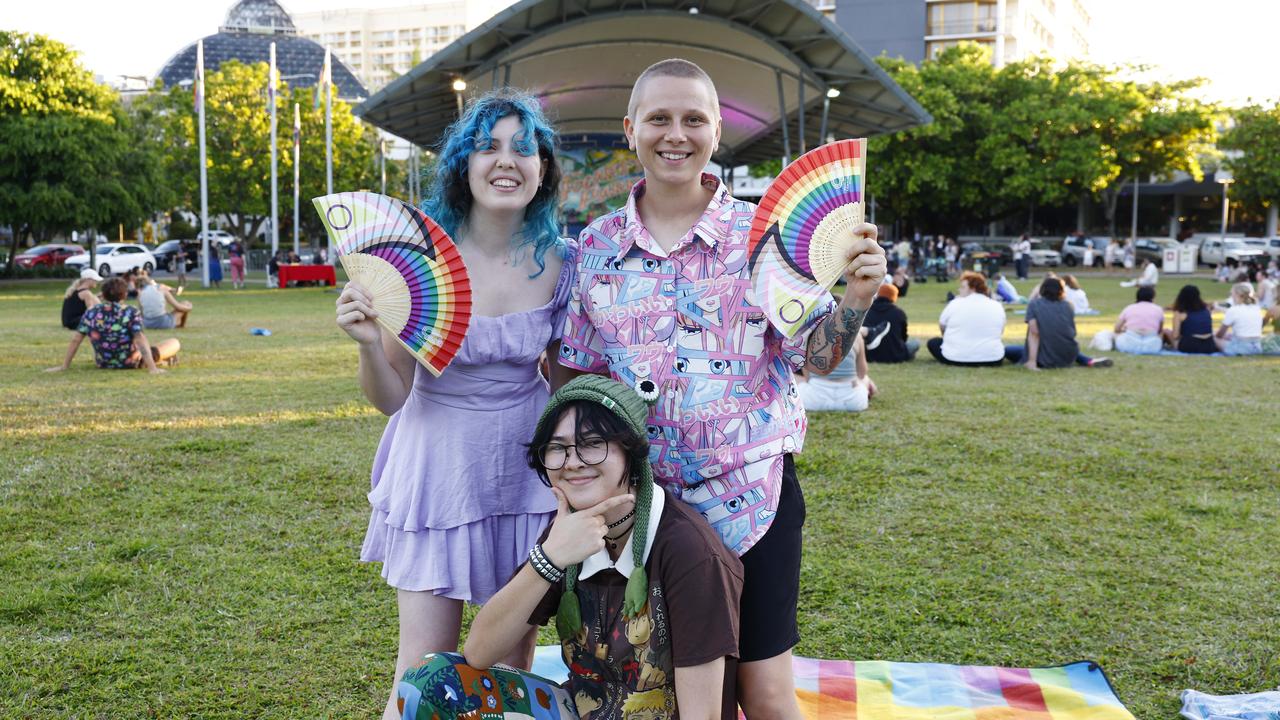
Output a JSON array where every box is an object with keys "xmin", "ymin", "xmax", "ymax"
[
  {"xmin": 1197, "ymin": 238, "xmax": 1265, "ymax": 267},
  {"xmin": 1027, "ymin": 240, "xmax": 1062, "ymax": 267},
  {"xmin": 196, "ymin": 229, "xmax": 236, "ymax": 247},
  {"xmin": 64, "ymin": 244, "xmax": 158, "ymax": 276}
]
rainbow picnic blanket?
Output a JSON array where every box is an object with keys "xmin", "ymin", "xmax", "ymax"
[{"xmin": 531, "ymin": 647, "xmax": 1135, "ymax": 719}]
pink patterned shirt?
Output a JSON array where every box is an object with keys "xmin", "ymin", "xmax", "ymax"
[{"xmin": 560, "ymin": 174, "xmax": 833, "ymax": 554}]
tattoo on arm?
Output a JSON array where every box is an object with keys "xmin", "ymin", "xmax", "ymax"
[{"xmin": 806, "ymin": 306, "xmax": 867, "ymax": 375}]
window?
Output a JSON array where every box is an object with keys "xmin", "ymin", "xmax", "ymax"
[{"xmin": 927, "ymin": 1, "xmax": 999, "ymax": 36}]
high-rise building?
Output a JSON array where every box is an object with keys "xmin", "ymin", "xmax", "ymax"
[
  {"xmin": 293, "ymin": 1, "xmax": 517, "ymax": 92},
  {"xmin": 836, "ymin": 0, "xmax": 1091, "ymax": 66}
]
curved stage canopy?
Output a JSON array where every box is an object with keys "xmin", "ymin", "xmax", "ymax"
[{"xmin": 357, "ymin": 0, "xmax": 930, "ymax": 165}]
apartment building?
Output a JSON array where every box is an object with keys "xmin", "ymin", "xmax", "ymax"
[
  {"xmin": 293, "ymin": 1, "xmax": 516, "ymax": 92},
  {"xmin": 836, "ymin": 0, "xmax": 1092, "ymax": 66}
]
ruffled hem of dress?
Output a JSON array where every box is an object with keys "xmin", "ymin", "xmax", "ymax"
[{"xmin": 360, "ymin": 508, "xmax": 554, "ymax": 603}]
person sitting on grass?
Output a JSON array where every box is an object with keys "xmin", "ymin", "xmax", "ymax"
[
  {"xmin": 796, "ymin": 296, "xmax": 878, "ymax": 412},
  {"xmin": 1061, "ymin": 274, "xmax": 1095, "ymax": 315},
  {"xmin": 928, "ymin": 271, "xmax": 1007, "ymax": 367},
  {"xmin": 864, "ymin": 283, "xmax": 918, "ymax": 363},
  {"xmin": 1003, "ymin": 277, "xmax": 1111, "ymax": 370},
  {"xmin": 994, "ymin": 273, "xmax": 1026, "ymax": 304},
  {"xmin": 397, "ymin": 376, "xmax": 744, "ymax": 720},
  {"xmin": 1120, "ymin": 258, "xmax": 1158, "ymax": 288},
  {"xmin": 61, "ymin": 268, "xmax": 102, "ymax": 331},
  {"xmin": 1113, "ymin": 285, "xmax": 1165, "ymax": 355},
  {"xmin": 1262, "ymin": 298, "xmax": 1280, "ymax": 355},
  {"xmin": 46, "ymin": 277, "xmax": 178, "ymax": 374},
  {"xmin": 1161, "ymin": 284, "xmax": 1216, "ymax": 354},
  {"xmin": 137, "ymin": 273, "xmax": 193, "ymax": 330},
  {"xmin": 1215, "ymin": 282, "xmax": 1264, "ymax": 356}
]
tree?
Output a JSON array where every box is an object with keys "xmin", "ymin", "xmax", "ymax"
[
  {"xmin": 867, "ymin": 44, "xmax": 1004, "ymax": 235},
  {"xmin": 861, "ymin": 44, "xmax": 1214, "ymax": 237},
  {"xmin": 0, "ymin": 32, "xmax": 153, "ymax": 275},
  {"xmin": 158, "ymin": 60, "xmax": 384, "ymax": 245},
  {"xmin": 1090, "ymin": 76, "xmax": 1217, "ymax": 239},
  {"xmin": 1221, "ymin": 103, "xmax": 1280, "ymax": 236}
]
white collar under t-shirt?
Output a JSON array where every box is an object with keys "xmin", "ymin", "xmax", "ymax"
[{"xmin": 578, "ymin": 485, "xmax": 665, "ymax": 581}]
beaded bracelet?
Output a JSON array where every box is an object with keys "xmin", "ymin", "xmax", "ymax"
[{"xmin": 528, "ymin": 543, "xmax": 565, "ymax": 584}]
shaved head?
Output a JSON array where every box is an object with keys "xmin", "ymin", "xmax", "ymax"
[{"xmin": 626, "ymin": 58, "xmax": 721, "ymax": 119}]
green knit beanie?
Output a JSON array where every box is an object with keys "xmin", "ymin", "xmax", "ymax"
[{"xmin": 535, "ymin": 375, "xmax": 655, "ymax": 643}]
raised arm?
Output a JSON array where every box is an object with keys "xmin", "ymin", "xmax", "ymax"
[
  {"xmin": 805, "ymin": 226, "xmax": 887, "ymax": 376},
  {"xmin": 336, "ymin": 281, "xmax": 417, "ymax": 415}
]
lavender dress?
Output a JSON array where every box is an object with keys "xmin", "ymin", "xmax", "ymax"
[{"xmin": 360, "ymin": 246, "xmax": 573, "ymax": 602}]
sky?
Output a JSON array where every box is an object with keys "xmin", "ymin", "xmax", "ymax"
[{"xmin": 8, "ymin": 0, "xmax": 1280, "ymax": 107}]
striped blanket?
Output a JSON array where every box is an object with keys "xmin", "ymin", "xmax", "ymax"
[{"xmin": 531, "ymin": 648, "xmax": 1135, "ymax": 719}]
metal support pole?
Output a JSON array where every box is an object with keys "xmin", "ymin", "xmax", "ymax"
[
  {"xmin": 819, "ymin": 96, "xmax": 830, "ymax": 145},
  {"xmin": 1220, "ymin": 182, "xmax": 1231, "ymax": 240},
  {"xmin": 775, "ymin": 70, "xmax": 791, "ymax": 165},
  {"xmin": 797, "ymin": 76, "xmax": 806, "ymax": 154},
  {"xmin": 1130, "ymin": 175, "xmax": 1139, "ymax": 241}
]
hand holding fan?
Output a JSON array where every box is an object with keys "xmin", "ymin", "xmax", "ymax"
[
  {"xmin": 313, "ymin": 192, "xmax": 471, "ymax": 376},
  {"xmin": 747, "ymin": 138, "xmax": 867, "ymax": 338}
]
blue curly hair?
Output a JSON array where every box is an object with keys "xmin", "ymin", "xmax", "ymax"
[{"xmin": 423, "ymin": 88, "xmax": 563, "ymax": 276}]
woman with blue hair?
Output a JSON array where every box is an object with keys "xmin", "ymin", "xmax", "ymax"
[{"xmin": 334, "ymin": 88, "xmax": 575, "ymax": 719}]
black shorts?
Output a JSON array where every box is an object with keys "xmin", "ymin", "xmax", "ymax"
[{"xmin": 738, "ymin": 454, "xmax": 805, "ymax": 662}]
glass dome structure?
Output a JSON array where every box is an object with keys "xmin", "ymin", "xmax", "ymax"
[{"xmin": 157, "ymin": 0, "xmax": 367, "ymax": 101}]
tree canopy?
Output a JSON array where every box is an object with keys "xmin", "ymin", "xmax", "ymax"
[
  {"xmin": 156, "ymin": 60, "xmax": 387, "ymax": 244},
  {"xmin": 1220, "ymin": 103, "xmax": 1280, "ymax": 210},
  {"xmin": 863, "ymin": 44, "xmax": 1216, "ymax": 236},
  {"xmin": 0, "ymin": 32, "xmax": 168, "ymax": 274}
]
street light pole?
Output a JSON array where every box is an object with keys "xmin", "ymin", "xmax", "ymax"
[{"xmin": 1219, "ymin": 178, "xmax": 1233, "ymax": 241}]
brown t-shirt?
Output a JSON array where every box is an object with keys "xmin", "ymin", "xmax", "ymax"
[{"xmin": 529, "ymin": 489, "xmax": 744, "ymax": 720}]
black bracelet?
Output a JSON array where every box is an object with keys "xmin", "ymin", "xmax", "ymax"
[{"xmin": 529, "ymin": 543, "xmax": 564, "ymax": 584}]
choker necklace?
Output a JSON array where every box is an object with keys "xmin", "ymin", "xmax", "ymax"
[
  {"xmin": 606, "ymin": 509, "xmax": 635, "ymax": 530},
  {"xmin": 605, "ymin": 525, "xmax": 633, "ymax": 552}
]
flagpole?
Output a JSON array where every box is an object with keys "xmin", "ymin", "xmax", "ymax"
[
  {"xmin": 197, "ymin": 40, "xmax": 210, "ymax": 289},
  {"xmin": 293, "ymin": 102, "xmax": 300, "ymax": 255},
  {"xmin": 269, "ymin": 42, "xmax": 279, "ymax": 262},
  {"xmin": 323, "ymin": 47, "xmax": 334, "ymax": 263}
]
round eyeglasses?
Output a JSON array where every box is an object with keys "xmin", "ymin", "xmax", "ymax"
[{"xmin": 538, "ymin": 438, "xmax": 609, "ymax": 469}]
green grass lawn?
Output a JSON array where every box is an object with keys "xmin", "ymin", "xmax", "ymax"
[{"xmin": 2, "ymin": 270, "xmax": 1277, "ymax": 718}]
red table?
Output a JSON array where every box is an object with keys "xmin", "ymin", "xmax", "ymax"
[{"xmin": 278, "ymin": 264, "xmax": 336, "ymax": 288}]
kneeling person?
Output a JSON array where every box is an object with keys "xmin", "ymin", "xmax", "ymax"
[{"xmin": 398, "ymin": 376, "xmax": 744, "ymax": 720}]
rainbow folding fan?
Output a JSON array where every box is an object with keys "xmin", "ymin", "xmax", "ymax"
[
  {"xmin": 313, "ymin": 192, "xmax": 471, "ymax": 376},
  {"xmin": 748, "ymin": 138, "xmax": 867, "ymax": 338}
]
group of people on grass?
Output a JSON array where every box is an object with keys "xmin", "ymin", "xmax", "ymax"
[
  {"xmin": 49, "ymin": 267, "xmax": 191, "ymax": 374},
  {"xmin": 1111, "ymin": 282, "xmax": 1279, "ymax": 356},
  {"xmin": 334, "ymin": 61, "xmax": 888, "ymax": 720}
]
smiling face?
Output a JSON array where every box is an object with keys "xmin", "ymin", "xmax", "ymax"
[
  {"xmin": 545, "ymin": 407, "xmax": 632, "ymax": 512},
  {"xmin": 624, "ymin": 75, "xmax": 721, "ymax": 191},
  {"xmin": 466, "ymin": 114, "xmax": 544, "ymax": 216}
]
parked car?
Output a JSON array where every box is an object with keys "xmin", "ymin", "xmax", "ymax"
[
  {"xmin": 1060, "ymin": 235, "xmax": 1109, "ymax": 267},
  {"xmin": 64, "ymin": 244, "xmax": 158, "ymax": 276},
  {"xmin": 1134, "ymin": 238, "xmax": 1179, "ymax": 265},
  {"xmin": 1197, "ymin": 238, "xmax": 1265, "ymax": 267},
  {"xmin": 196, "ymin": 229, "xmax": 236, "ymax": 247},
  {"xmin": 1258, "ymin": 237, "xmax": 1280, "ymax": 260},
  {"xmin": 151, "ymin": 240, "xmax": 199, "ymax": 272},
  {"xmin": 13, "ymin": 243, "xmax": 84, "ymax": 269},
  {"xmin": 960, "ymin": 242, "xmax": 1002, "ymax": 276},
  {"xmin": 1024, "ymin": 240, "xmax": 1061, "ymax": 267}
]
